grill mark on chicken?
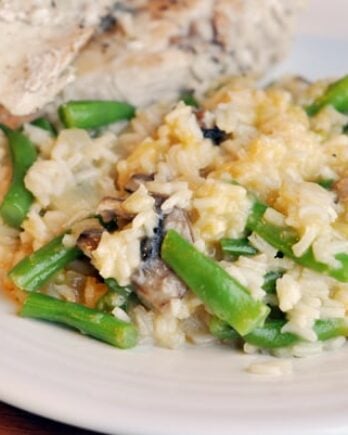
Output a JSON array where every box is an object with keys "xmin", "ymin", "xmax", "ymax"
[{"xmin": 99, "ymin": 14, "xmax": 117, "ymax": 32}]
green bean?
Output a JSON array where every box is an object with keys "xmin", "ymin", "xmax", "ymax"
[
  {"xmin": 306, "ymin": 75, "xmax": 348, "ymax": 116},
  {"xmin": 317, "ymin": 178, "xmax": 335, "ymax": 190},
  {"xmin": 105, "ymin": 278, "xmax": 132, "ymax": 299},
  {"xmin": 0, "ymin": 125, "xmax": 37, "ymax": 228},
  {"xmin": 181, "ymin": 91, "xmax": 199, "ymax": 108},
  {"xmin": 246, "ymin": 201, "xmax": 348, "ymax": 282},
  {"xmin": 20, "ymin": 292, "xmax": 138, "ymax": 349},
  {"xmin": 262, "ymin": 270, "xmax": 283, "ymax": 294},
  {"xmin": 59, "ymin": 100, "xmax": 135, "ymax": 129},
  {"xmin": 9, "ymin": 235, "xmax": 80, "ymax": 292},
  {"xmin": 209, "ymin": 316, "xmax": 348, "ymax": 349},
  {"xmin": 31, "ymin": 117, "xmax": 56, "ymax": 136},
  {"xmin": 221, "ymin": 238, "xmax": 258, "ymax": 257},
  {"xmin": 97, "ymin": 278, "xmax": 134, "ymax": 312},
  {"xmin": 244, "ymin": 319, "xmax": 299, "ymax": 348},
  {"xmin": 208, "ymin": 316, "xmax": 240, "ymax": 341},
  {"xmin": 208, "ymin": 317, "xmax": 297, "ymax": 348},
  {"xmin": 161, "ymin": 230, "xmax": 270, "ymax": 336},
  {"xmin": 248, "ymin": 318, "xmax": 348, "ymax": 348},
  {"xmin": 313, "ymin": 318, "xmax": 348, "ymax": 341}
]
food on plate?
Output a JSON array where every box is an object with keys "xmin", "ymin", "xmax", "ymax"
[
  {"xmin": 0, "ymin": 0, "xmax": 115, "ymax": 116},
  {"xmin": 0, "ymin": 0, "xmax": 304, "ymax": 116},
  {"xmin": 21, "ymin": 292, "xmax": 138, "ymax": 349},
  {"xmin": 2, "ymin": 73, "xmax": 348, "ymax": 360},
  {"xmin": 58, "ymin": 100, "xmax": 135, "ymax": 129}
]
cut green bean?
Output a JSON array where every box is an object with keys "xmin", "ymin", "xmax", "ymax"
[
  {"xmin": 317, "ymin": 178, "xmax": 335, "ymax": 190},
  {"xmin": 209, "ymin": 316, "xmax": 348, "ymax": 349},
  {"xmin": 313, "ymin": 318, "xmax": 348, "ymax": 340},
  {"xmin": 97, "ymin": 278, "xmax": 134, "ymax": 312},
  {"xmin": 0, "ymin": 126, "xmax": 37, "ymax": 228},
  {"xmin": 208, "ymin": 316, "xmax": 240, "ymax": 341},
  {"xmin": 208, "ymin": 317, "xmax": 297, "ymax": 348},
  {"xmin": 105, "ymin": 278, "xmax": 133, "ymax": 299},
  {"xmin": 161, "ymin": 230, "xmax": 270, "ymax": 336},
  {"xmin": 59, "ymin": 100, "xmax": 135, "ymax": 129},
  {"xmin": 9, "ymin": 235, "xmax": 80, "ymax": 292},
  {"xmin": 262, "ymin": 270, "xmax": 283, "ymax": 294},
  {"xmin": 248, "ymin": 318, "xmax": 348, "ymax": 348},
  {"xmin": 181, "ymin": 91, "xmax": 199, "ymax": 108},
  {"xmin": 244, "ymin": 319, "xmax": 299, "ymax": 349},
  {"xmin": 31, "ymin": 117, "xmax": 56, "ymax": 136},
  {"xmin": 306, "ymin": 75, "xmax": 348, "ymax": 116},
  {"xmin": 246, "ymin": 201, "xmax": 348, "ymax": 282},
  {"xmin": 20, "ymin": 292, "xmax": 138, "ymax": 349},
  {"xmin": 221, "ymin": 237, "xmax": 258, "ymax": 257}
]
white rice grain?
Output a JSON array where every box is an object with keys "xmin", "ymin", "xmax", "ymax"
[{"xmin": 247, "ymin": 359, "xmax": 293, "ymax": 376}]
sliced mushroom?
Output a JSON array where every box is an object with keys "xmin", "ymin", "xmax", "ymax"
[
  {"xmin": 132, "ymin": 258, "xmax": 187, "ymax": 310},
  {"xmin": 97, "ymin": 196, "xmax": 134, "ymax": 222},
  {"xmin": 74, "ymin": 218, "xmax": 104, "ymax": 257},
  {"xmin": 334, "ymin": 178, "xmax": 348, "ymax": 202},
  {"xmin": 164, "ymin": 207, "xmax": 193, "ymax": 242},
  {"xmin": 124, "ymin": 173, "xmax": 155, "ymax": 193},
  {"xmin": 96, "ymin": 196, "xmax": 134, "ymax": 229},
  {"xmin": 76, "ymin": 227, "xmax": 104, "ymax": 257},
  {"xmin": 132, "ymin": 206, "xmax": 193, "ymax": 310},
  {"xmin": 140, "ymin": 211, "xmax": 164, "ymax": 262}
]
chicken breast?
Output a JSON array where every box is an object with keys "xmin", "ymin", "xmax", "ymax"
[
  {"xmin": 0, "ymin": 0, "xmax": 114, "ymax": 115},
  {"xmin": 62, "ymin": 0, "xmax": 305, "ymax": 106},
  {"xmin": 0, "ymin": 0, "xmax": 305, "ymax": 116}
]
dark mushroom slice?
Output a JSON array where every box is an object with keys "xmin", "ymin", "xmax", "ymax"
[
  {"xmin": 131, "ymin": 207, "xmax": 193, "ymax": 310},
  {"xmin": 140, "ymin": 210, "xmax": 164, "ymax": 261},
  {"xmin": 201, "ymin": 126, "xmax": 227, "ymax": 145},
  {"xmin": 164, "ymin": 207, "xmax": 193, "ymax": 243},
  {"xmin": 96, "ymin": 196, "xmax": 135, "ymax": 229},
  {"xmin": 124, "ymin": 173, "xmax": 155, "ymax": 193},
  {"xmin": 195, "ymin": 109, "xmax": 227, "ymax": 145},
  {"xmin": 132, "ymin": 258, "xmax": 187, "ymax": 310},
  {"xmin": 75, "ymin": 219, "xmax": 105, "ymax": 258}
]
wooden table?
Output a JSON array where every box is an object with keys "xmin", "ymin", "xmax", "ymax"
[{"xmin": 0, "ymin": 401, "xmax": 99, "ymax": 434}]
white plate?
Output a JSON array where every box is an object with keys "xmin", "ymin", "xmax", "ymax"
[{"xmin": 1, "ymin": 1, "xmax": 348, "ymax": 434}]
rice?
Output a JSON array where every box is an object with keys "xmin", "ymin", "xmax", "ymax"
[
  {"xmin": 3, "ymin": 74, "xmax": 348, "ymax": 365},
  {"xmin": 192, "ymin": 180, "xmax": 251, "ymax": 242},
  {"xmin": 247, "ymin": 359, "xmax": 293, "ymax": 376},
  {"xmin": 222, "ymin": 254, "xmax": 268, "ymax": 301}
]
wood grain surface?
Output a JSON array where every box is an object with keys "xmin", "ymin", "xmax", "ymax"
[{"xmin": 0, "ymin": 401, "xmax": 100, "ymax": 435}]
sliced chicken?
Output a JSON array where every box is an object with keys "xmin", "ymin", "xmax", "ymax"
[
  {"xmin": 62, "ymin": 0, "xmax": 305, "ymax": 107},
  {"xmin": 0, "ymin": 0, "xmax": 305, "ymax": 117},
  {"xmin": 0, "ymin": 0, "xmax": 115, "ymax": 115},
  {"xmin": 0, "ymin": 106, "xmax": 36, "ymax": 129}
]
